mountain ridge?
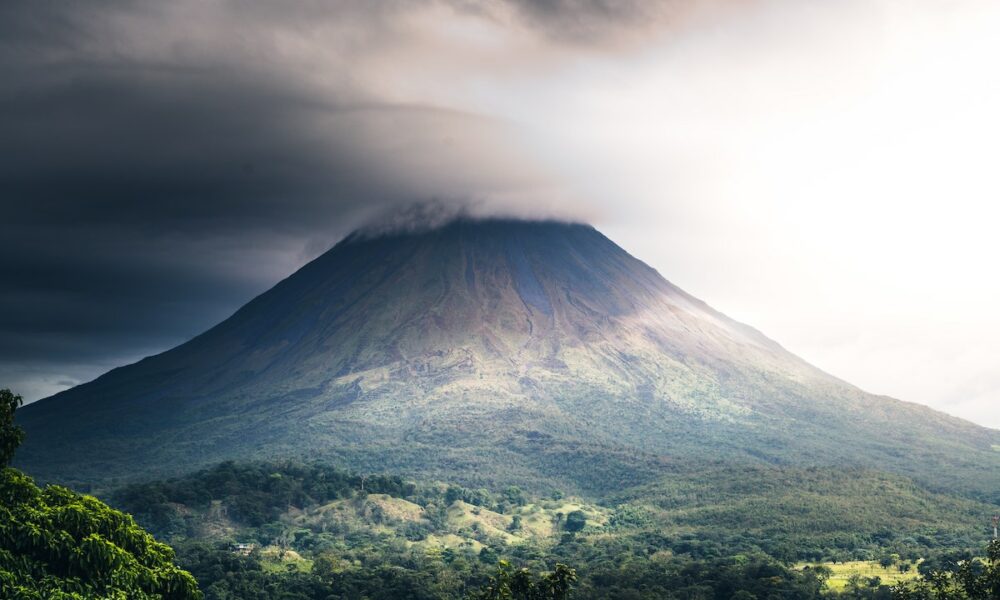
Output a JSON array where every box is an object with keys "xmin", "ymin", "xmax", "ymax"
[{"xmin": 16, "ymin": 218, "xmax": 1000, "ymax": 499}]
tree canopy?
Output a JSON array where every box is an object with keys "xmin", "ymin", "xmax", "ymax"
[
  {"xmin": 0, "ymin": 388, "xmax": 25, "ymax": 467},
  {"xmin": 471, "ymin": 561, "xmax": 577, "ymax": 600},
  {"xmin": 892, "ymin": 540, "xmax": 1000, "ymax": 600},
  {"xmin": 0, "ymin": 388, "xmax": 201, "ymax": 599}
]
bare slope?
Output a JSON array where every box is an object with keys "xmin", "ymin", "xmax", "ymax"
[{"xmin": 15, "ymin": 220, "xmax": 1000, "ymax": 498}]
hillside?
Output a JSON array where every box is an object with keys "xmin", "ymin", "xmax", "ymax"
[
  {"xmin": 108, "ymin": 461, "xmax": 997, "ymax": 599},
  {"xmin": 113, "ymin": 461, "xmax": 996, "ymax": 563},
  {"xmin": 611, "ymin": 463, "xmax": 997, "ymax": 560},
  {"xmin": 15, "ymin": 219, "xmax": 1000, "ymax": 499}
]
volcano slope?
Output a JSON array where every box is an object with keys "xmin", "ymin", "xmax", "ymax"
[{"xmin": 15, "ymin": 220, "xmax": 1000, "ymax": 500}]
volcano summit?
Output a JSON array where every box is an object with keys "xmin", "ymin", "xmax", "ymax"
[{"xmin": 16, "ymin": 220, "xmax": 1000, "ymax": 497}]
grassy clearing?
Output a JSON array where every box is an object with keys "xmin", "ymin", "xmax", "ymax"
[
  {"xmin": 285, "ymin": 487, "xmax": 612, "ymax": 554},
  {"xmin": 796, "ymin": 560, "xmax": 920, "ymax": 591},
  {"xmin": 259, "ymin": 546, "xmax": 313, "ymax": 574},
  {"xmin": 442, "ymin": 498, "xmax": 612, "ymax": 546},
  {"xmin": 366, "ymin": 494, "xmax": 425, "ymax": 521}
]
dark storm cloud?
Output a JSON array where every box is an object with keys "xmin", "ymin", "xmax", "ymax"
[
  {"xmin": 1, "ymin": 5, "xmax": 338, "ymax": 396},
  {"xmin": 504, "ymin": 0, "xmax": 685, "ymax": 42},
  {"xmin": 1, "ymin": 0, "xmax": 632, "ymax": 400}
]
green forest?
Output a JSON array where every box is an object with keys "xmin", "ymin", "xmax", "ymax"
[
  {"xmin": 4, "ymin": 389, "xmax": 999, "ymax": 599},
  {"xmin": 106, "ymin": 460, "xmax": 1000, "ymax": 600}
]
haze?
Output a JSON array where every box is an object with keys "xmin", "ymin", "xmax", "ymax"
[{"xmin": 1, "ymin": 0, "xmax": 998, "ymax": 428}]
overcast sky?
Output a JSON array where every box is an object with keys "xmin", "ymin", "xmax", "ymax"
[{"xmin": 2, "ymin": 0, "xmax": 998, "ymax": 428}]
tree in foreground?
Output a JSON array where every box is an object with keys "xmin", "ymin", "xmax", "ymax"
[
  {"xmin": 471, "ymin": 560, "xmax": 576, "ymax": 600},
  {"xmin": 892, "ymin": 539, "xmax": 999, "ymax": 600},
  {"xmin": 0, "ymin": 388, "xmax": 25, "ymax": 466},
  {"xmin": 0, "ymin": 388, "xmax": 201, "ymax": 599}
]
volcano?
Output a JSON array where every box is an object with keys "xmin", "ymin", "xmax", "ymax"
[{"xmin": 16, "ymin": 219, "xmax": 1000, "ymax": 497}]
